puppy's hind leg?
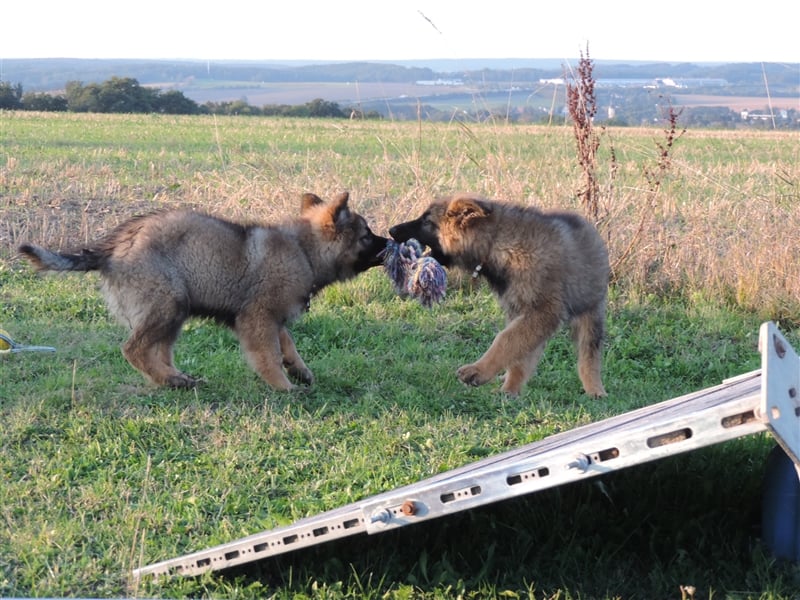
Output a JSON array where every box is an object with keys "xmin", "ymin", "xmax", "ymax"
[
  {"xmin": 571, "ymin": 307, "xmax": 607, "ymax": 398},
  {"xmin": 279, "ymin": 327, "xmax": 314, "ymax": 386},
  {"xmin": 122, "ymin": 308, "xmax": 197, "ymax": 388}
]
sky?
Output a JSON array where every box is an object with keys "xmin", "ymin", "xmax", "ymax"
[{"xmin": 2, "ymin": 0, "xmax": 798, "ymax": 65}]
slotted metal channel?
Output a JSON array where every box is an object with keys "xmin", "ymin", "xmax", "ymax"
[{"xmin": 132, "ymin": 322, "xmax": 800, "ymax": 581}]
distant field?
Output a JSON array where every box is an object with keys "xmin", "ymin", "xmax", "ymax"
[
  {"xmin": 673, "ymin": 93, "xmax": 799, "ymax": 111},
  {"xmin": 163, "ymin": 81, "xmax": 798, "ymax": 114},
  {"xmin": 166, "ymin": 81, "xmax": 464, "ymax": 106}
]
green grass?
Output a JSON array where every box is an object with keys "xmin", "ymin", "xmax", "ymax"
[
  {"xmin": 1, "ymin": 112, "xmax": 800, "ymax": 598},
  {"xmin": 2, "ymin": 269, "xmax": 799, "ymax": 598}
]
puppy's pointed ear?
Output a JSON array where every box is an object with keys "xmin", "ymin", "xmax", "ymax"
[
  {"xmin": 331, "ymin": 191, "xmax": 352, "ymax": 230},
  {"xmin": 446, "ymin": 196, "xmax": 492, "ymax": 229},
  {"xmin": 301, "ymin": 192, "xmax": 324, "ymax": 214},
  {"xmin": 331, "ymin": 191, "xmax": 350, "ymax": 206}
]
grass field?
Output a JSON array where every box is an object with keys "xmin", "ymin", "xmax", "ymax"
[{"xmin": 1, "ymin": 112, "xmax": 800, "ymax": 599}]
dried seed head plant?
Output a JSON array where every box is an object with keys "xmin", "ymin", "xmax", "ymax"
[{"xmin": 566, "ymin": 45, "xmax": 603, "ymax": 224}]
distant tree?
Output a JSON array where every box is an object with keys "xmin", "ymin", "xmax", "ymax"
[
  {"xmin": 65, "ymin": 81, "xmax": 102, "ymax": 112},
  {"xmin": 283, "ymin": 104, "xmax": 310, "ymax": 117},
  {"xmin": 65, "ymin": 77, "xmax": 159, "ymax": 113},
  {"xmin": 261, "ymin": 103, "xmax": 292, "ymax": 116},
  {"xmin": 202, "ymin": 99, "xmax": 261, "ymax": 115},
  {"xmin": 0, "ymin": 81, "xmax": 23, "ymax": 109},
  {"xmin": 98, "ymin": 77, "xmax": 157, "ymax": 112},
  {"xmin": 305, "ymin": 98, "xmax": 345, "ymax": 118},
  {"xmin": 343, "ymin": 106, "xmax": 382, "ymax": 120},
  {"xmin": 22, "ymin": 92, "xmax": 68, "ymax": 111},
  {"xmin": 202, "ymin": 101, "xmax": 226, "ymax": 114},
  {"xmin": 155, "ymin": 90, "xmax": 200, "ymax": 114}
]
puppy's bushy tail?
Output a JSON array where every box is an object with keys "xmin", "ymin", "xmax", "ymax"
[{"xmin": 18, "ymin": 244, "xmax": 105, "ymax": 272}]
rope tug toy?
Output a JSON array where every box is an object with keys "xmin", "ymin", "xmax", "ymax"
[
  {"xmin": 381, "ymin": 239, "xmax": 447, "ymax": 308},
  {"xmin": 0, "ymin": 328, "xmax": 57, "ymax": 355}
]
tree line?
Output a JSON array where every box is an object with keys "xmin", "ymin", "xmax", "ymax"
[
  {"xmin": 2, "ymin": 75, "xmax": 796, "ymax": 129},
  {"xmin": 0, "ymin": 76, "xmax": 381, "ymax": 118}
]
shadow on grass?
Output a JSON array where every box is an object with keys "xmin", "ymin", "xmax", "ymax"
[{"xmin": 213, "ymin": 437, "xmax": 797, "ymax": 598}]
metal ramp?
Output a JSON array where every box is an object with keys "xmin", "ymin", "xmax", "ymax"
[{"xmin": 132, "ymin": 322, "xmax": 800, "ymax": 581}]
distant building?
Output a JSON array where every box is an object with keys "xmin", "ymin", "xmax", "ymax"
[
  {"xmin": 539, "ymin": 77, "xmax": 727, "ymax": 88},
  {"xmin": 415, "ymin": 79, "xmax": 464, "ymax": 86},
  {"xmin": 740, "ymin": 109, "xmax": 788, "ymax": 121}
]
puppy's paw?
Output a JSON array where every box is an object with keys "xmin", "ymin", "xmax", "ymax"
[
  {"xmin": 287, "ymin": 365, "xmax": 314, "ymax": 386},
  {"xmin": 166, "ymin": 372, "xmax": 201, "ymax": 389},
  {"xmin": 457, "ymin": 364, "xmax": 490, "ymax": 387}
]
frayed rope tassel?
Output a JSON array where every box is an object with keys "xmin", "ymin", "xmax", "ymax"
[{"xmin": 381, "ymin": 239, "xmax": 447, "ymax": 308}]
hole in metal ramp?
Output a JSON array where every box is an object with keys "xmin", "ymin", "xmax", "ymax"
[
  {"xmin": 647, "ymin": 428, "xmax": 692, "ymax": 448},
  {"xmin": 591, "ymin": 447, "xmax": 619, "ymax": 462},
  {"xmin": 507, "ymin": 466, "xmax": 550, "ymax": 486},
  {"xmin": 441, "ymin": 485, "xmax": 482, "ymax": 504},
  {"xmin": 721, "ymin": 410, "xmax": 757, "ymax": 428},
  {"xmin": 313, "ymin": 526, "xmax": 329, "ymax": 537}
]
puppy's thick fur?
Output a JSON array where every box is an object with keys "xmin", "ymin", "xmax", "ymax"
[
  {"xmin": 19, "ymin": 192, "xmax": 388, "ymax": 391},
  {"xmin": 390, "ymin": 194, "xmax": 608, "ymax": 397}
]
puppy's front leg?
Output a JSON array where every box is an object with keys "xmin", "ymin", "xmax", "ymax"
[
  {"xmin": 236, "ymin": 316, "xmax": 295, "ymax": 391},
  {"xmin": 457, "ymin": 310, "xmax": 560, "ymax": 394}
]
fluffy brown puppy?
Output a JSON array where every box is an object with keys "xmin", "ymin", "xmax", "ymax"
[
  {"xmin": 20, "ymin": 192, "xmax": 388, "ymax": 391},
  {"xmin": 390, "ymin": 194, "xmax": 608, "ymax": 397}
]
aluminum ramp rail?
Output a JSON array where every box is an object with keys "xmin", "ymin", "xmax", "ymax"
[{"xmin": 132, "ymin": 321, "xmax": 800, "ymax": 581}]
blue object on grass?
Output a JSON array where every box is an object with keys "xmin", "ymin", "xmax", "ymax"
[{"xmin": 761, "ymin": 444, "xmax": 800, "ymax": 562}]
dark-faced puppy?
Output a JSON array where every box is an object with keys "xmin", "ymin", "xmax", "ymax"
[
  {"xmin": 390, "ymin": 194, "xmax": 608, "ymax": 397},
  {"xmin": 20, "ymin": 191, "xmax": 389, "ymax": 391}
]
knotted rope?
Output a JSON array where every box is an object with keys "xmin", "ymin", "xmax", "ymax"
[{"xmin": 381, "ymin": 239, "xmax": 447, "ymax": 308}]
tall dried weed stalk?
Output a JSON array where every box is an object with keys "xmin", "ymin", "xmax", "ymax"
[
  {"xmin": 613, "ymin": 102, "xmax": 685, "ymax": 278},
  {"xmin": 566, "ymin": 47, "xmax": 690, "ymax": 290},
  {"xmin": 566, "ymin": 47, "xmax": 602, "ymax": 224}
]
